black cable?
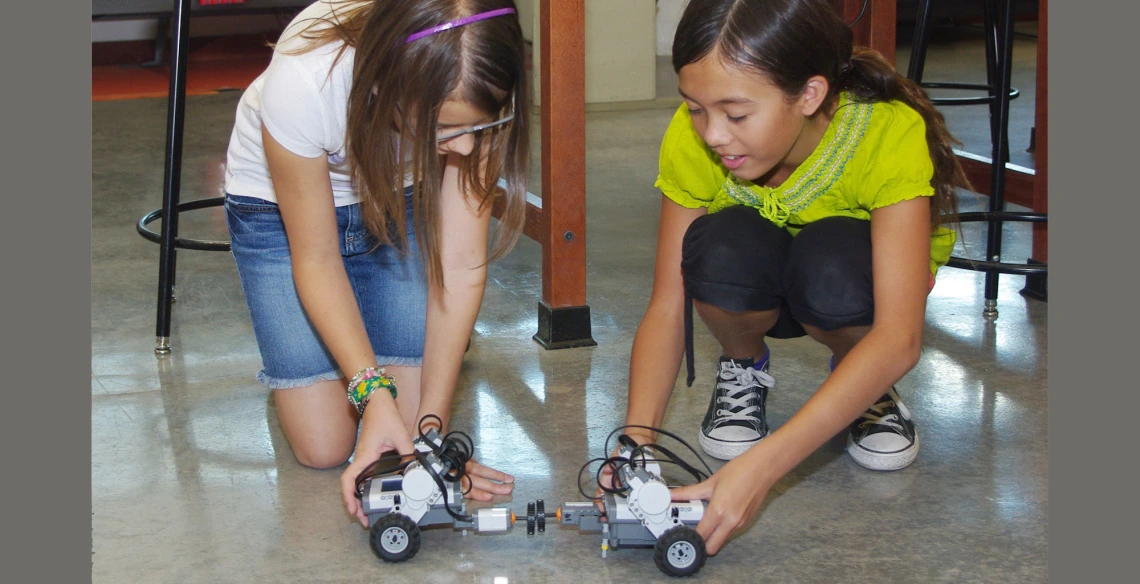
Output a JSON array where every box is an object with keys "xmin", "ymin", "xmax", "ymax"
[
  {"xmin": 414, "ymin": 414, "xmax": 474, "ymax": 493},
  {"xmin": 603, "ymin": 424, "xmax": 714, "ymax": 476},
  {"xmin": 577, "ymin": 456, "xmax": 617, "ymax": 500},
  {"xmin": 578, "ymin": 424, "xmax": 715, "ymax": 501},
  {"xmin": 420, "ymin": 453, "xmax": 473, "ymax": 522},
  {"xmin": 417, "ymin": 413, "xmax": 445, "ymax": 445},
  {"xmin": 593, "ymin": 455, "xmax": 710, "ymax": 497},
  {"xmin": 634, "ymin": 442, "xmax": 710, "ymax": 484},
  {"xmin": 413, "ymin": 416, "xmax": 476, "ymax": 520},
  {"xmin": 353, "ymin": 450, "xmax": 416, "ymax": 499},
  {"xmin": 847, "ymin": 0, "xmax": 871, "ymax": 28}
]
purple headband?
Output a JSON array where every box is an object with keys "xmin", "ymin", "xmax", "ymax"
[{"xmin": 406, "ymin": 7, "xmax": 517, "ymax": 43}]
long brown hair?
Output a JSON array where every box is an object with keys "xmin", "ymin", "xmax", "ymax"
[
  {"xmin": 673, "ymin": 0, "xmax": 967, "ymax": 227},
  {"xmin": 279, "ymin": 0, "xmax": 529, "ymax": 285}
]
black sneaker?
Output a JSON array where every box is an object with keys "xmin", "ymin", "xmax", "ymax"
[
  {"xmin": 846, "ymin": 387, "xmax": 919, "ymax": 471},
  {"xmin": 698, "ymin": 356, "xmax": 773, "ymax": 460}
]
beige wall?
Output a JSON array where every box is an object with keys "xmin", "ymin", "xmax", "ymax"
[
  {"xmin": 524, "ymin": 0, "xmax": 657, "ymax": 104},
  {"xmin": 657, "ymin": 0, "xmax": 686, "ymax": 55},
  {"xmin": 516, "ymin": 0, "xmax": 536, "ymax": 42}
]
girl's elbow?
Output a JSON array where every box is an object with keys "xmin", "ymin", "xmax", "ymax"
[
  {"xmin": 904, "ymin": 348, "xmax": 922, "ymax": 372},
  {"xmin": 440, "ymin": 262, "xmax": 487, "ymax": 291},
  {"xmin": 872, "ymin": 326, "xmax": 922, "ymax": 371},
  {"xmin": 898, "ymin": 334, "xmax": 923, "ymax": 370}
]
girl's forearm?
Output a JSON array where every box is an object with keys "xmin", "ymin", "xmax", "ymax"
[
  {"xmin": 415, "ymin": 265, "xmax": 487, "ymax": 429},
  {"xmin": 625, "ymin": 198, "xmax": 704, "ymax": 444},
  {"xmin": 292, "ymin": 258, "xmax": 379, "ymax": 379},
  {"xmin": 354, "ymin": 389, "xmax": 403, "ymax": 457},
  {"xmin": 625, "ymin": 303, "xmax": 687, "ymax": 441}
]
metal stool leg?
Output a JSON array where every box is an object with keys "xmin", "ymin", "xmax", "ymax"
[
  {"xmin": 981, "ymin": 0, "xmax": 1011, "ymax": 166},
  {"xmin": 154, "ymin": 0, "xmax": 192, "ymax": 355},
  {"xmin": 980, "ymin": 0, "xmax": 1016, "ymax": 319},
  {"xmin": 982, "ymin": 0, "xmax": 999, "ymax": 148},
  {"xmin": 906, "ymin": 0, "xmax": 935, "ymax": 82}
]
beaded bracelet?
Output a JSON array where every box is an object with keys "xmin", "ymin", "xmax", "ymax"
[{"xmin": 347, "ymin": 367, "xmax": 398, "ymax": 416}]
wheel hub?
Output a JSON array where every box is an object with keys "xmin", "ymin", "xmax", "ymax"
[
  {"xmin": 381, "ymin": 527, "xmax": 409, "ymax": 553},
  {"xmin": 668, "ymin": 541, "xmax": 696, "ymax": 568}
]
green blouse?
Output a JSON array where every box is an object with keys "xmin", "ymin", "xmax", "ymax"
[{"xmin": 654, "ymin": 93, "xmax": 956, "ymax": 275}]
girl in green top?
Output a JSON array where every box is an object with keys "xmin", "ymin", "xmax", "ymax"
[{"xmin": 611, "ymin": 0, "xmax": 969, "ymax": 555}]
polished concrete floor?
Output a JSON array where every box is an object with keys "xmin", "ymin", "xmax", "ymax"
[{"xmin": 92, "ymin": 29, "xmax": 1047, "ymax": 583}]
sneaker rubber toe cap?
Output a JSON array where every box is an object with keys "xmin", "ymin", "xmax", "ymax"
[
  {"xmin": 853, "ymin": 432, "xmax": 913, "ymax": 455},
  {"xmin": 704, "ymin": 425, "xmax": 763, "ymax": 443}
]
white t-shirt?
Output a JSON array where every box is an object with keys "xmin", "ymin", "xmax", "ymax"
[{"xmin": 224, "ymin": 1, "xmax": 362, "ymax": 206}]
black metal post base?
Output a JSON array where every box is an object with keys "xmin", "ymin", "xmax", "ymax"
[
  {"xmin": 1020, "ymin": 258, "xmax": 1048, "ymax": 302},
  {"xmin": 533, "ymin": 302, "xmax": 597, "ymax": 350}
]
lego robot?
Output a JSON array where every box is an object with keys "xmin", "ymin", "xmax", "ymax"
[
  {"xmin": 358, "ymin": 426, "xmax": 517, "ymax": 563},
  {"xmin": 357, "ymin": 421, "xmax": 710, "ymax": 576},
  {"xmin": 554, "ymin": 441, "xmax": 710, "ymax": 577}
]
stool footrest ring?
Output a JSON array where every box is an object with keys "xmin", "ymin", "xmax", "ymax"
[
  {"xmin": 945, "ymin": 211, "xmax": 1047, "ymax": 276},
  {"xmin": 136, "ymin": 196, "xmax": 231, "ymax": 252},
  {"xmin": 921, "ymin": 82, "xmax": 1020, "ymax": 106}
]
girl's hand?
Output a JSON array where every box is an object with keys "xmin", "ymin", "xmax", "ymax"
[
  {"xmin": 667, "ymin": 443, "xmax": 776, "ymax": 555},
  {"xmin": 340, "ymin": 402, "xmax": 417, "ymax": 528},
  {"xmin": 461, "ymin": 459, "xmax": 515, "ymax": 502}
]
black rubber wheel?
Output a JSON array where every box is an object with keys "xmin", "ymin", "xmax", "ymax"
[
  {"xmin": 369, "ymin": 514, "xmax": 421, "ymax": 563},
  {"xmin": 654, "ymin": 526, "xmax": 707, "ymax": 577}
]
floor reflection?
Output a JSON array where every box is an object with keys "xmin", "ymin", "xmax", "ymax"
[{"xmin": 472, "ymin": 382, "xmax": 552, "ymax": 480}]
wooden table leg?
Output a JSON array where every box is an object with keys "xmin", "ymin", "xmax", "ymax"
[
  {"xmin": 1021, "ymin": 0, "xmax": 1047, "ymax": 300},
  {"xmin": 534, "ymin": 0, "xmax": 595, "ymax": 349},
  {"xmin": 1032, "ymin": 0, "xmax": 1047, "ymax": 264}
]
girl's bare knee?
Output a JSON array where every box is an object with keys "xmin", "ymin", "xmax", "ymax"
[
  {"xmin": 804, "ymin": 323, "xmax": 871, "ymax": 358},
  {"xmin": 292, "ymin": 441, "xmax": 354, "ymax": 469}
]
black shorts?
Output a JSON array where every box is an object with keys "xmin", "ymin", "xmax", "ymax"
[{"xmin": 681, "ymin": 205, "xmax": 875, "ymax": 339}]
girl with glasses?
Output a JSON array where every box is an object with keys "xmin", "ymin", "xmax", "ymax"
[{"xmin": 221, "ymin": 0, "xmax": 528, "ymax": 527}]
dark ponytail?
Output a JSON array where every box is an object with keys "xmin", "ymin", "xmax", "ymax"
[{"xmin": 674, "ymin": 0, "xmax": 967, "ymax": 227}]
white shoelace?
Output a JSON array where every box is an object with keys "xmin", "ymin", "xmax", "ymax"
[
  {"xmin": 855, "ymin": 390, "xmax": 912, "ymax": 433},
  {"xmin": 713, "ymin": 362, "xmax": 775, "ymax": 425}
]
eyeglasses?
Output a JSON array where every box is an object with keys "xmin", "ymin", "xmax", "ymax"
[{"xmin": 436, "ymin": 96, "xmax": 516, "ymax": 143}]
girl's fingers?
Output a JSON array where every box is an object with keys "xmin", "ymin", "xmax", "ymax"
[
  {"xmin": 466, "ymin": 459, "xmax": 514, "ymax": 484},
  {"xmin": 341, "ymin": 470, "xmax": 369, "ymax": 527},
  {"xmin": 470, "ymin": 490, "xmax": 495, "ymax": 502},
  {"xmin": 465, "ymin": 473, "xmax": 514, "ymax": 497},
  {"xmin": 459, "ymin": 475, "xmax": 497, "ymax": 502},
  {"xmin": 703, "ymin": 519, "xmax": 735, "ymax": 556},
  {"xmin": 669, "ymin": 480, "xmax": 713, "ymax": 502}
]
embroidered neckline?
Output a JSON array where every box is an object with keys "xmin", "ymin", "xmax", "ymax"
[{"xmin": 722, "ymin": 93, "xmax": 873, "ymax": 227}]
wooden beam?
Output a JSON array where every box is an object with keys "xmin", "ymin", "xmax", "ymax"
[
  {"xmin": 834, "ymin": 0, "xmax": 896, "ymax": 64},
  {"xmin": 956, "ymin": 151, "xmax": 1036, "ymax": 209},
  {"xmin": 539, "ymin": 0, "xmax": 588, "ymax": 309},
  {"xmin": 1032, "ymin": 0, "xmax": 1047, "ymax": 262},
  {"xmin": 491, "ymin": 193, "xmax": 544, "ymax": 244}
]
